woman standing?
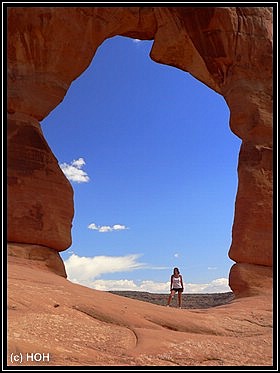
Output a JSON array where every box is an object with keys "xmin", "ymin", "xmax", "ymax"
[{"xmin": 167, "ymin": 267, "xmax": 184, "ymax": 308}]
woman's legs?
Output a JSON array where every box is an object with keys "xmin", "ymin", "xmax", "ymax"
[
  {"xmin": 167, "ymin": 290, "xmax": 176, "ymax": 306},
  {"xmin": 178, "ymin": 291, "xmax": 182, "ymax": 308}
]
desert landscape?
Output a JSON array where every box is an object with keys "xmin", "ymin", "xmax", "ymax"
[
  {"xmin": 7, "ymin": 253, "xmax": 273, "ymax": 367},
  {"xmin": 7, "ymin": 6, "xmax": 273, "ymax": 368}
]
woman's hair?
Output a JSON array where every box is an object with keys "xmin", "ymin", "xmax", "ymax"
[{"xmin": 173, "ymin": 267, "xmax": 180, "ymax": 274}]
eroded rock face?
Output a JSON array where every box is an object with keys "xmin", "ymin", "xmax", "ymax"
[
  {"xmin": 8, "ymin": 243, "xmax": 67, "ymax": 277},
  {"xmin": 229, "ymin": 262, "xmax": 272, "ymax": 297},
  {"xmin": 7, "ymin": 7, "xmax": 273, "ymax": 296},
  {"xmin": 8, "ymin": 112, "xmax": 73, "ymax": 251}
]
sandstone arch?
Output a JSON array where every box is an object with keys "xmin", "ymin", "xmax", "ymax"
[{"xmin": 7, "ymin": 7, "xmax": 273, "ymax": 296}]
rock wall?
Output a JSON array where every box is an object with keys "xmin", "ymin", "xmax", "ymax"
[{"xmin": 7, "ymin": 7, "xmax": 273, "ymax": 296}]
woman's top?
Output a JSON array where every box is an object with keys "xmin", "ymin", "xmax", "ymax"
[{"xmin": 171, "ymin": 275, "xmax": 183, "ymax": 289}]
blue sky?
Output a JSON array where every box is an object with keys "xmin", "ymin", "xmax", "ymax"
[{"xmin": 41, "ymin": 36, "xmax": 241, "ymax": 293}]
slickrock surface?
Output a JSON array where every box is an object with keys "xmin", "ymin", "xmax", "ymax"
[{"xmin": 7, "ymin": 256, "xmax": 273, "ymax": 367}]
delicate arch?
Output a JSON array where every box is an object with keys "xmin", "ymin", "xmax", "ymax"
[{"xmin": 7, "ymin": 7, "xmax": 272, "ymax": 296}]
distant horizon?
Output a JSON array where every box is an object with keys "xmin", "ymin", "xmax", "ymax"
[
  {"xmin": 107, "ymin": 290, "xmax": 234, "ymax": 294},
  {"xmin": 42, "ymin": 35, "xmax": 241, "ymax": 294}
]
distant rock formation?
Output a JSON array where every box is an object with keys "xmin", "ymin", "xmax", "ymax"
[{"xmin": 7, "ymin": 7, "xmax": 272, "ymax": 296}]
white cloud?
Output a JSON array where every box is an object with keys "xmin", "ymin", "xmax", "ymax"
[
  {"xmin": 68, "ymin": 277, "xmax": 231, "ymax": 294},
  {"xmin": 87, "ymin": 223, "xmax": 99, "ymax": 230},
  {"xmin": 82, "ymin": 279, "xmax": 171, "ymax": 293},
  {"xmin": 88, "ymin": 223, "xmax": 128, "ymax": 232},
  {"xmin": 85, "ymin": 279, "xmax": 139, "ymax": 292},
  {"xmin": 96, "ymin": 225, "xmax": 113, "ymax": 233},
  {"xmin": 64, "ymin": 253, "xmax": 146, "ymax": 282},
  {"xmin": 174, "ymin": 253, "xmax": 179, "ymax": 258},
  {"xmin": 138, "ymin": 280, "xmax": 170, "ymax": 293},
  {"xmin": 186, "ymin": 278, "xmax": 231, "ymax": 293},
  {"xmin": 113, "ymin": 224, "xmax": 127, "ymax": 231},
  {"xmin": 72, "ymin": 158, "xmax": 86, "ymax": 168},
  {"xmin": 141, "ymin": 279, "xmax": 231, "ymax": 294},
  {"xmin": 60, "ymin": 157, "xmax": 90, "ymax": 183},
  {"xmin": 132, "ymin": 38, "xmax": 141, "ymax": 44},
  {"xmin": 64, "ymin": 253, "xmax": 231, "ymax": 293}
]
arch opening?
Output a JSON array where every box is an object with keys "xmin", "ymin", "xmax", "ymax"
[
  {"xmin": 8, "ymin": 7, "xmax": 272, "ymax": 298},
  {"xmin": 41, "ymin": 35, "xmax": 241, "ymax": 293}
]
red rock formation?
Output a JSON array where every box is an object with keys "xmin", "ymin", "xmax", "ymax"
[
  {"xmin": 7, "ymin": 7, "xmax": 273, "ymax": 296},
  {"xmin": 8, "ymin": 243, "xmax": 67, "ymax": 277},
  {"xmin": 8, "ymin": 112, "xmax": 74, "ymax": 251}
]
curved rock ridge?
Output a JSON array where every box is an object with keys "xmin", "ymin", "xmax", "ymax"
[{"xmin": 7, "ymin": 7, "xmax": 273, "ymax": 296}]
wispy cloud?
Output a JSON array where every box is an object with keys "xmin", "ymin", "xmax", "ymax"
[
  {"xmin": 59, "ymin": 158, "xmax": 90, "ymax": 183},
  {"xmin": 64, "ymin": 254, "xmax": 231, "ymax": 293},
  {"xmin": 132, "ymin": 38, "xmax": 142, "ymax": 44},
  {"xmin": 64, "ymin": 253, "xmax": 146, "ymax": 282},
  {"xmin": 88, "ymin": 223, "xmax": 129, "ymax": 232}
]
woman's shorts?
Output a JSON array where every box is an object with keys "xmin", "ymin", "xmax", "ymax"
[{"xmin": 171, "ymin": 288, "xmax": 183, "ymax": 293}]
